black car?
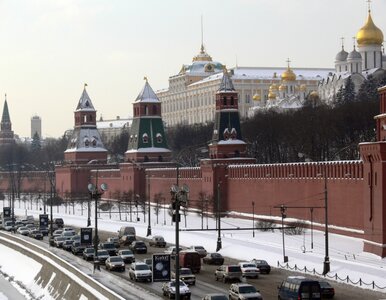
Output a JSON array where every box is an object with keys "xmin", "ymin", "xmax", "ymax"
[
  {"xmin": 83, "ymin": 247, "xmax": 95, "ymax": 261},
  {"xmin": 251, "ymin": 259, "xmax": 271, "ymax": 274},
  {"xmin": 129, "ymin": 241, "xmax": 147, "ymax": 254},
  {"xmin": 203, "ymin": 252, "xmax": 224, "ymax": 265},
  {"xmin": 99, "ymin": 242, "xmax": 117, "ymax": 256},
  {"xmin": 319, "ymin": 281, "xmax": 335, "ymax": 298}
]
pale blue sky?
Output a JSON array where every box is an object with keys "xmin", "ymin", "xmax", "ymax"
[{"xmin": 0, "ymin": 0, "xmax": 385, "ymax": 138}]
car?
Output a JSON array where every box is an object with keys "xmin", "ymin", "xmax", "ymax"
[
  {"xmin": 71, "ymin": 241, "xmax": 86, "ymax": 255},
  {"xmin": 164, "ymin": 246, "xmax": 183, "ymax": 259},
  {"xmin": 83, "ymin": 247, "xmax": 95, "ymax": 261},
  {"xmin": 53, "ymin": 218, "xmax": 64, "ymax": 229},
  {"xmin": 251, "ymin": 259, "xmax": 271, "ymax": 274},
  {"xmin": 105, "ymin": 256, "xmax": 125, "ymax": 272},
  {"xmin": 61, "ymin": 230, "xmax": 76, "ymax": 238},
  {"xmin": 202, "ymin": 294, "xmax": 228, "ymax": 300},
  {"xmin": 189, "ymin": 245, "xmax": 207, "ymax": 258},
  {"xmin": 14, "ymin": 220, "xmax": 24, "ymax": 229},
  {"xmin": 54, "ymin": 236, "xmax": 68, "ymax": 248},
  {"xmin": 149, "ymin": 235, "xmax": 167, "ymax": 247},
  {"xmin": 29, "ymin": 229, "xmax": 43, "ymax": 240},
  {"xmin": 62, "ymin": 240, "xmax": 74, "ymax": 251},
  {"xmin": 17, "ymin": 226, "xmax": 30, "ymax": 236},
  {"xmin": 319, "ymin": 281, "xmax": 335, "ymax": 298},
  {"xmin": 229, "ymin": 283, "xmax": 263, "ymax": 300},
  {"xmin": 162, "ymin": 280, "xmax": 191, "ymax": 299},
  {"xmin": 278, "ymin": 276, "xmax": 321, "ymax": 300},
  {"xmin": 4, "ymin": 220, "xmax": 15, "ymax": 231},
  {"xmin": 70, "ymin": 235, "xmax": 81, "ymax": 243},
  {"xmin": 39, "ymin": 226, "xmax": 49, "ymax": 236},
  {"xmin": 118, "ymin": 249, "xmax": 135, "ymax": 264},
  {"xmin": 107, "ymin": 237, "xmax": 120, "ymax": 248},
  {"xmin": 203, "ymin": 253, "xmax": 224, "ymax": 265},
  {"xmin": 119, "ymin": 234, "xmax": 136, "ymax": 246},
  {"xmin": 99, "ymin": 242, "xmax": 117, "ymax": 256},
  {"xmin": 128, "ymin": 262, "xmax": 152, "ymax": 282},
  {"xmin": 25, "ymin": 224, "xmax": 36, "ymax": 232},
  {"xmin": 143, "ymin": 258, "xmax": 153, "ymax": 270},
  {"xmin": 53, "ymin": 229, "xmax": 63, "ymax": 237},
  {"xmin": 129, "ymin": 241, "xmax": 147, "ymax": 254},
  {"xmin": 215, "ymin": 265, "xmax": 242, "ymax": 283},
  {"xmin": 49, "ymin": 236, "xmax": 56, "ymax": 246},
  {"xmin": 96, "ymin": 249, "xmax": 110, "ymax": 263},
  {"xmin": 172, "ymin": 267, "xmax": 196, "ymax": 285},
  {"xmin": 238, "ymin": 262, "xmax": 260, "ymax": 279}
]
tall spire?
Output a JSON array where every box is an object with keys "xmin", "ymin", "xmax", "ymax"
[
  {"xmin": 218, "ymin": 66, "xmax": 235, "ymax": 92},
  {"xmin": 341, "ymin": 37, "xmax": 345, "ymax": 50},
  {"xmin": 1, "ymin": 94, "xmax": 11, "ymax": 123},
  {"xmin": 76, "ymin": 84, "xmax": 95, "ymax": 111},
  {"xmin": 201, "ymin": 15, "xmax": 204, "ymax": 52}
]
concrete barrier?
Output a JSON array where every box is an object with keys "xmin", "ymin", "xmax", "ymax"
[{"xmin": 0, "ymin": 231, "xmax": 125, "ymax": 300}]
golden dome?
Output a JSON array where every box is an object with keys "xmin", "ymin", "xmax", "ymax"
[
  {"xmin": 356, "ymin": 11, "xmax": 384, "ymax": 45},
  {"xmin": 253, "ymin": 93, "xmax": 261, "ymax": 101},
  {"xmin": 279, "ymin": 84, "xmax": 286, "ymax": 91},
  {"xmin": 300, "ymin": 84, "xmax": 307, "ymax": 91},
  {"xmin": 268, "ymin": 91, "xmax": 276, "ymax": 99},
  {"xmin": 269, "ymin": 83, "xmax": 279, "ymax": 91},
  {"xmin": 309, "ymin": 90, "xmax": 319, "ymax": 98},
  {"xmin": 281, "ymin": 67, "xmax": 296, "ymax": 81}
]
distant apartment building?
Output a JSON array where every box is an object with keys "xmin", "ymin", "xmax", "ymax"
[{"xmin": 31, "ymin": 115, "xmax": 42, "ymax": 138}]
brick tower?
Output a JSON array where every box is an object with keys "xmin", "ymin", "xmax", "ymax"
[
  {"xmin": 64, "ymin": 85, "xmax": 107, "ymax": 164},
  {"xmin": 125, "ymin": 78, "xmax": 171, "ymax": 163},
  {"xmin": 359, "ymin": 85, "xmax": 386, "ymax": 256},
  {"xmin": 208, "ymin": 68, "xmax": 247, "ymax": 159}
]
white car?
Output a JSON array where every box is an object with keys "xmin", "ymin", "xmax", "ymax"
[
  {"xmin": 128, "ymin": 262, "xmax": 152, "ymax": 282},
  {"xmin": 238, "ymin": 262, "xmax": 260, "ymax": 279},
  {"xmin": 189, "ymin": 245, "xmax": 207, "ymax": 258},
  {"xmin": 17, "ymin": 226, "xmax": 30, "ymax": 236},
  {"xmin": 162, "ymin": 280, "xmax": 191, "ymax": 299}
]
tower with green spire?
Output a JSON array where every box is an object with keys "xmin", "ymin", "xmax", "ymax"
[
  {"xmin": 125, "ymin": 78, "xmax": 171, "ymax": 162},
  {"xmin": 0, "ymin": 94, "xmax": 15, "ymax": 145}
]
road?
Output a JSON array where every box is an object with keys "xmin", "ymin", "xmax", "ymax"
[{"xmin": 10, "ymin": 227, "xmax": 386, "ymax": 300}]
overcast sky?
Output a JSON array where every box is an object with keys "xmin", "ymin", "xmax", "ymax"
[{"xmin": 0, "ymin": 0, "xmax": 385, "ymax": 138}]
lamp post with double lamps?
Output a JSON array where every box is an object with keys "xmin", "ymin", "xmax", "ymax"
[
  {"xmin": 146, "ymin": 175, "xmax": 152, "ymax": 237},
  {"xmin": 87, "ymin": 169, "xmax": 108, "ymax": 272}
]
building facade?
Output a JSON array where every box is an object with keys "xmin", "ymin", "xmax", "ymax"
[
  {"xmin": 31, "ymin": 115, "xmax": 42, "ymax": 139},
  {"xmin": 157, "ymin": 46, "xmax": 332, "ymax": 126},
  {"xmin": 318, "ymin": 7, "xmax": 386, "ymax": 103},
  {"xmin": 97, "ymin": 116, "xmax": 131, "ymax": 145}
]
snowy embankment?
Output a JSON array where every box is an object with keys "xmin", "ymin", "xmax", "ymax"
[{"xmin": 2, "ymin": 199, "xmax": 386, "ymax": 295}]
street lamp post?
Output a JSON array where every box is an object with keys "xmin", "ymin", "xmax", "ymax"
[
  {"xmin": 216, "ymin": 182, "xmax": 222, "ymax": 252},
  {"xmin": 146, "ymin": 175, "xmax": 152, "ymax": 237},
  {"xmin": 88, "ymin": 170, "xmax": 108, "ymax": 272},
  {"xmin": 252, "ymin": 201, "xmax": 255, "ymax": 238},
  {"xmin": 280, "ymin": 205, "xmax": 288, "ymax": 263},
  {"xmin": 323, "ymin": 169, "xmax": 330, "ymax": 275},
  {"xmin": 310, "ymin": 207, "xmax": 314, "ymax": 250}
]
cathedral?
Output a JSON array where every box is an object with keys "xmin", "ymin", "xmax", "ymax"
[{"xmin": 318, "ymin": 6, "xmax": 386, "ymax": 103}]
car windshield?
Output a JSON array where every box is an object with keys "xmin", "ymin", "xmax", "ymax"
[
  {"xmin": 64, "ymin": 240, "xmax": 73, "ymax": 244},
  {"xmin": 135, "ymin": 264, "xmax": 149, "ymax": 270},
  {"xmin": 195, "ymin": 246, "xmax": 204, "ymax": 250},
  {"xmin": 242, "ymin": 264, "xmax": 256, "ymax": 268},
  {"xmin": 180, "ymin": 269, "xmax": 192, "ymax": 275},
  {"xmin": 228, "ymin": 266, "xmax": 241, "ymax": 272},
  {"xmin": 110, "ymin": 257, "xmax": 123, "ymax": 262},
  {"xmin": 103, "ymin": 243, "xmax": 115, "ymax": 249},
  {"xmin": 19, "ymin": 227, "xmax": 28, "ymax": 230},
  {"xmin": 121, "ymin": 250, "xmax": 133, "ymax": 255},
  {"xmin": 98, "ymin": 250, "xmax": 108, "ymax": 256},
  {"xmin": 135, "ymin": 242, "xmax": 145, "ymax": 246},
  {"xmin": 170, "ymin": 281, "xmax": 186, "ymax": 287},
  {"xmin": 55, "ymin": 237, "xmax": 66, "ymax": 241},
  {"xmin": 85, "ymin": 248, "xmax": 94, "ymax": 253},
  {"xmin": 319, "ymin": 281, "xmax": 331, "ymax": 288},
  {"xmin": 239, "ymin": 286, "xmax": 257, "ymax": 294}
]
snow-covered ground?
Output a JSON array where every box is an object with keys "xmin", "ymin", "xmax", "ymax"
[{"xmin": 1, "ymin": 198, "xmax": 386, "ymax": 298}]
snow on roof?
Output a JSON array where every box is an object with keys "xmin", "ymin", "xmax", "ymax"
[
  {"xmin": 216, "ymin": 139, "xmax": 246, "ymax": 145},
  {"xmin": 125, "ymin": 147, "xmax": 171, "ymax": 153}
]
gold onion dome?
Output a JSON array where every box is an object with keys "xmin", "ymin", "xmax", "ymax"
[
  {"xmin": 310, "ymin": 90, "xmax": 319, "ymax": 98},
  {"xmin": 269, "ymin": 83, "xmax": 279, "ymax": 91},
  {"xmin": 281, "ymin": 67, "xmax": 296, "ymax": 82},
  {"xmin": 253, "ymin": 93, "xmax": 261, "ymax": 101},
  {"xmin": 268, "ymin": 91, "xmax": 277, "ymax": 99},
  {"xmin": 356, "ymin": 11, "xmax": 384, "ymax": 45},
  {"xmin": 279, "ymin": 84, "xmax": 286, "ymax": 91}
]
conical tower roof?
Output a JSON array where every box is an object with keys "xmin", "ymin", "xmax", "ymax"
[
  {"xmin": 1, "ymin": 96, "xmax": 11, "ymax": 123},
  {"xmin": 135, "ymin": 78, "xmax": 160, "ymax": 103},
  {"xmin": 76, "ymin": 85, "xmax": 95, "ymax": 111},
  {"xmin": 218, "ymin": 67, "xmax": 235, "ymax": 92}
]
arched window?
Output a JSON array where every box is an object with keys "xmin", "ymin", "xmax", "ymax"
[
  {"xmin": 158, "ymin": 155, "xmax": 163, "ymax": 162},
  {"xmin": 223, "ymin": 97, "xmax": 227, "ymax": 106},
  {"xmin": 152, "ymin": 105, "xmax": 157, "ymax": 115},
  {"xmin": 144, "ymin": 155, "xmax": 149, "ymax": 162},
  {"xmin": 230, "ymin": 97, "xmax": 234, "ymax": 106},
  {"xmin": 144, "ymin": 105, "xmax": 148, "ymax": 115}
]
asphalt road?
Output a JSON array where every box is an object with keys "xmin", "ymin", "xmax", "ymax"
[{"xmin": 7, "ymin": 225, "xmax": 386, "ymax": 300}]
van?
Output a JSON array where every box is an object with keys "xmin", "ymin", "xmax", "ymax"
[
  {"xmin": 179, "ymin": 250, "xmax": 201, "ymax": 273},
  {"xmin": 278, "ymin": 276, "xmax": 321, "ymax": 300},
  {"xmin": 118, "ymin": 226, "xmax": 136, "ymax": 239}
]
